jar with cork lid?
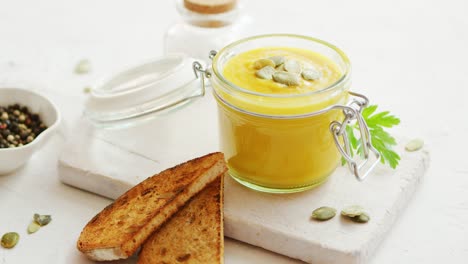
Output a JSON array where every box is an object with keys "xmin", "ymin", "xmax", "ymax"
[{"xmin": 165, "ymin": 0, "xmax": 247, "ymax": 61}]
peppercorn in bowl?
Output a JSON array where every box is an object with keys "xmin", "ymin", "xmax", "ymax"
[{"xmin": 0, "ymin": 88, "xmax": 61, "ymax": 174}]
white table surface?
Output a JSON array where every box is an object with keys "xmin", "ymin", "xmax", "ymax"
[{"xmin": 0, "ymin": 0, "xmax": 467, "ymax": 263}]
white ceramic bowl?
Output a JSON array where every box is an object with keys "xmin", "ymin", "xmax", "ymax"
[{"xmin": 0, "ymin": 88, "xmax": 61, "ymax": 174}]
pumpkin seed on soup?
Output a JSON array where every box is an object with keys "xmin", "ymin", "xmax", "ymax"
[
  {"xmin": 255, "ymin": 66, "xmax": 276, "ymax": 80},
  {"xmin": 273, "ymin": 72, "xmax": 300, "ymax": 86},
  {"xmin": 276, "ymin": 64, "xmax": 285, "ymax": 71},
  {"xmin": 1, "ymin": 232, "xmax": 19, "ymax": 249},
  {"xmin": 268, "ymin": 56, "xmax": 286, "ymax": 67},
  {"xmin": 302, "ymin": 68, "xmax": 321, "ymax": 81},
  {"xmin": 311, "ymin": 206, "xmax": 336, "ymax": 221},
  {"xmin": 253, "ymin": 59, "xmax": 275, "ymax": 70},
  {"xmin": 284, "ymin": 60, "xmax": 302, "ymax": 74}
]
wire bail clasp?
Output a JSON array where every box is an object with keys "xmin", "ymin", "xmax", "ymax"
[
  {"xmin": 191, "ymin": 50, "xmax": 218, "ymax": 96},
  {"xmin": 192, "ymin": 61, "xmax": 212, "ymax": 97},
  {"xmin": 330, "ymin": 91, "xmax": 381, "ymax": 181}
]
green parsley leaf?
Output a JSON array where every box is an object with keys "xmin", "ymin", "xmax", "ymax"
[
  {"xmin": 364, "ymin": 108, "xmax": 400, "ymax": 128},
  {"xmin": 362, "ymin": 105, "xmax": 378, "ymax": 119},
  {"xmin": 344, "ymin": 105, "xmax": 400, "ymax": 169},
  {"xmin": 346, "ymin": 125, "xmax": 359, "ymax": 150}
]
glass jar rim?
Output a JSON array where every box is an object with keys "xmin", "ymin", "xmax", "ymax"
[{"xmin": 211, "ymin": 34, "xmax": 351, "ymax": 99}]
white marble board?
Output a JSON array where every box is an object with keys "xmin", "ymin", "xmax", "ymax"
[{"xmin": 58, "ymin": 93, "xmax": 429, "ymax": 264}]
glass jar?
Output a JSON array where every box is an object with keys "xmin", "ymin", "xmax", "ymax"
[
  {"xmin": 164, "ymin": 0, "xmax": 247, "ymax": 61},
  {"xmin": 209, "ymin": 34, "xmax": 380, "ymax": 193},
  {"xmin": 83, "ymin": 34, "xmax": 379, "ymax": 194}
]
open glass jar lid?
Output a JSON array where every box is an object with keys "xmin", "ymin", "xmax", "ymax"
[{"xmin": 84, "ymin": 53, "xmax": 208, "ymax": 127}]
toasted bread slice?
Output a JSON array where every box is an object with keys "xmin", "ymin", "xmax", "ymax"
[
  {"xmin": 77, "ymin": 152, "xmax": 226, "ymax": 261},
  {"xmin": 138, "ymin": 175, "xmax": 224, "ymax": 264}
]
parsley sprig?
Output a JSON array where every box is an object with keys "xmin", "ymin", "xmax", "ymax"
[{"xmin": 344, "ymin": 105, "xmax": 401, "ymax": 169}]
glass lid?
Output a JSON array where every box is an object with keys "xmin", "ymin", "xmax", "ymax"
[{"xmin": 84, "ymin": 53, "xmax": 205, "ymax": 127}]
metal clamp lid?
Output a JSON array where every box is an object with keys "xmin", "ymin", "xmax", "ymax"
[
  {"xmin": 84, "ymin": 54, "xmax": 210, "ymax": 127},
  {"xmin": 330, "ymin": 91, "xmax": 381, "ymax": 181}
]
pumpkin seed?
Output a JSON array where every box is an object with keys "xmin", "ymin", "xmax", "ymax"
[
  {"xmin": 27, "ymin": 221, "xmax": 41, "ymax": 234},
  {"xmin": 273, "ymin": 72, "xmax": 300, "ymax": 86},
  {"xmin": 341, "ymin": 205, "xmax": 365, "ymax": 217},
  {"xmin": 74, "ymin": 59, "xmax": 91, "ymax": 74},
  {"xmin": 34, "ymin": 213, "xmax": 52, "ymax": 226},
  {"xmin": 276, "ymin": 64, "xmax": 285, "ymax": 71},
  {"xmin": 302, "ymin": 69, "xmax": 321, "ymax": 81},
  {"xmin": 284, "ymin": 60, "xmax": 302, "ymax": 74},
  {"xmin": 268, "ymin": 56, "xmax": 285, "ymax": 67},
  {"xmin": 255, "ymin": 66, "xmax": 276, "ymax": 80},
  {"xmin": 311, "ymin": 206, "xmax": 336, "ymax": 221},
  {"xmin": 1, "ymin": 232, "xmax": 19, "ymax": 249},
  {"xmin": 350, "ymin": 212, "xmax": 370, "ymax": 223},
  {"xmin": 405, "ymin": 138, "xmax": 424, "ymax": 152},
  {"xmin": 253, "ymin": 59, "xmax": 275, "ymax": 70},
  {"xmin": 83, "ymin": 86, "xmax": 92, "ymax": 94}
]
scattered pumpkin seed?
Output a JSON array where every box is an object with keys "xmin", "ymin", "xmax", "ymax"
[
  {"xmin": 284, "ymin": 60, "xmax": 302, "ymax": 74},
  {"xmin": 311, "ymin": 206, "xmax": 336, "ymax": 221},
  {"xmin": 27, "ymin": 221, "xmax": 41, "ymax": 234},
  {"xmin": 302, "ymin": 69, "xmax": 321, "ymax": 81},
  {"xmin": 75, "ymin": 59, "xmax": 91, "ymax": 74},
  {"xmin": 341, "ymin": 205, "xmax": 366, "ymax": 218},
  {"xmin": 350, "ymin": 212, "xmax": 370, "ymax": 223},
  {"xmin": 1, "ymin": 232, "xmax": 19, "ymax": 249},
  {"xmin": 405, "ymin": 138, "xmax": 424, "ymax": 152},
  {"xmin": 269, "ymin": 56, "xmax": 285, "ymax": 67},
  {"xmin": 253, "ymin": 59, "xmax": 275, "ymax": 70},
  {"xmin": 83, "ymin": 86, "xmax": 92, "ymax": 94},
  {"xmin": 273, "ymin": 72, "xmax": 300, "ymax": 86},
  {"xmin": 34, "ymin": 213, "xmax": 52, "ymax": 226},
  {"xmin": 341, "ymin": 205, "xmax": 370, "ymax": 223},
  {"xmin": 255, "ymin": 66, "xmax": 276, "ymax": 80}
]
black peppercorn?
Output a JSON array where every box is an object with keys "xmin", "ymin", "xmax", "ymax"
[{"xmin": 0, "ymin": 104, "xmax": 48, "ymax": 149}]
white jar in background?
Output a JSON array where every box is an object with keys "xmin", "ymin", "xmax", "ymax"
[{"xmin": 164, "ymin": 0, "xmax": 248, "ymax": 62}]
